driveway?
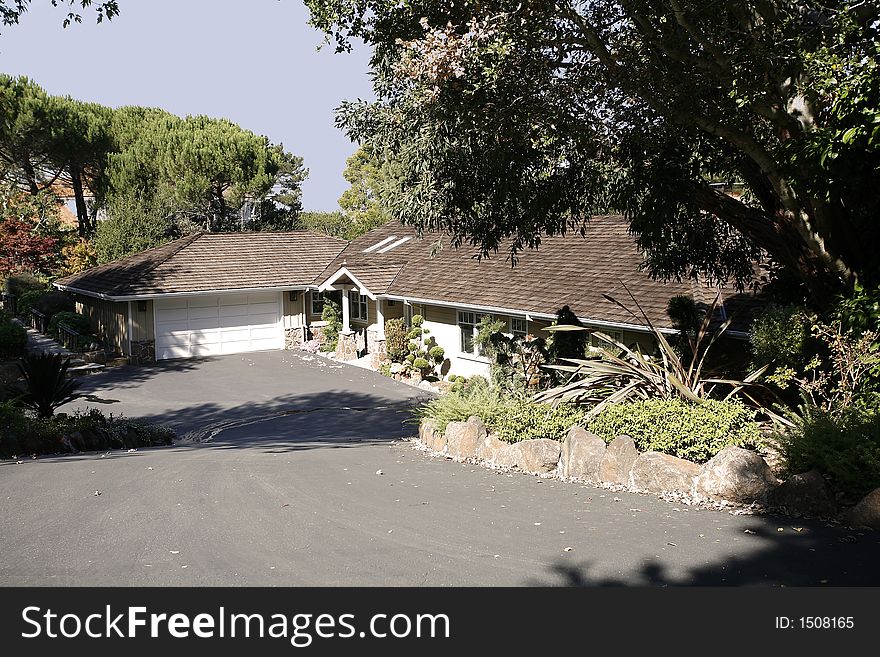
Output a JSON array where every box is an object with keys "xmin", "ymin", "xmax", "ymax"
[{"xmin": 1, "ymin": 351, "xmax": 878, "ymax": 586}]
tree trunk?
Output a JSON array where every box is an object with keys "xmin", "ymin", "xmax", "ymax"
[{"xmin": 70, "ymin": 167, "xmax": 91, "ymax": 237}]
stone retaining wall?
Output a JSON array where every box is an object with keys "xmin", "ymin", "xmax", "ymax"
[{"xmin": 417, "ymin": 417, "xmax": 880, "ymax": 529}]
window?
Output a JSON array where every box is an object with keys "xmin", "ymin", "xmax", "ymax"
[
  {"xmin": 349, "ymin": 290, "xmax": 368, "ymax": 321},
  {"xmin": 590, "ymin": 329, "xmax": 623, "ymax": 348},
  {"xmin": 510, "ymin": 317, "xmax": 527, "ymax": 337},
  {"xmin": 458, "ymin": 310, "xmax": 477, "ymax": 354},
  {"xmin": 311, "ymin": 291, "xmax": 325, "ymax": 317}
]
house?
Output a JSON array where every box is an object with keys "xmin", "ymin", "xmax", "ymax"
[{"xmin": 54, "ymin": 216, "xmax": 760, "ymax": 374}]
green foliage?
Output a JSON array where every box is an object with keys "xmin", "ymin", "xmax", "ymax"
[
  {"xmin": 418, "ymin": 377, "xmax": 506, "ymax": 433},
  {"xmin": 94, "ymin": 195, "xmax": 175, "ymax": 263},
  {"xmin": 338, "ymin": 142, "xmax": 392, "ymax": 235},
  {"xmin": 4, "ymin": 352, "xmax": 80, "ymax": 418},
  {"xmin": 589, "ymin": 398, "xmax": 762, "ymax": 463},
  {"xmin": 475, "ymin": 314, "xmax": 549, "ymax": 392},
  {"xmin": 32, "ymin": 290, "xmax": 73, "ymax": 320},
  {"xmin": 2, "ymin": 272, "xmax": 44, "ymax": 298},
  {"xmin": 384, "ymin": 317, "xmax": 409, "ymax": 362},
  {"xmin": 292, "ymin": 211, "xmax": 358, "ymax": 239},
  {"xmin": 412, "ymin": 356, "xmax": 429, "ymax": 370},
  {"xmin": 750, "ymin": 304, "xmax": 813, "ymax": 373},
  {"xmin": 321, "ymin": 296, "xmax": 342, "ymax": 351},
  {"xmin": 776, "ymin": 403, "xmax": 880, "ymax": 501},
  {"xmin": 0, "ymin": 2, "xmax": 120, "ymax": 33},
  {"xmin": 48, "ymin": 310, "xmax": 90, "ymax": 336},
  {"xmin": 0, "ymin": 317, "xmax": 26, "ymax": 358},
  {"xmin": 410, "ymin": 314, "xmax": 424, "ymax": 327},
  {"xmin": 834, "ymin": 283, "xmax": 880, "ymax": 340},
  {"xmin": 667, "ymin": 295, "xmax": 702, "ymax": 338},
  {"xmin": 16, "ymin": 289, "xmax": 44, "ymax": 317},
  {"xmin": 428, "ymin": 345, "xmax": 445, "ymax": 363}
]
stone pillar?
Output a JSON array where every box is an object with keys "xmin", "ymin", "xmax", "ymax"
[{"xmin": 336, "ymin": 331, "xmax": 358, "ymax": 361}]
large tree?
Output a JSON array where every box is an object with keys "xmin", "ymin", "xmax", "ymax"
[
  {"xmin": 1, "ymin": 0, "xmax": 118, "ymax": 32},
  {"xmin": 338, "ymin": 142, "xmax": 392, "ymax": 234},
  {"xmin": 307, "ymin": 1, "xmax": 880, "ymax": 309}
]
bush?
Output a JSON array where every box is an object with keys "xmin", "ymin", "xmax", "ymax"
[
  {"xmin": 321, "ymin": 296, "xmax": 341, "ymax": 351},
  {"xmin": 418, "ymin": 378, "xmax": 507, "ymax": 433},
  {"xmin": 4, "ymin": 352, "xmax": 80, "ymax": 418},
  {"xmin": 776, "ymin": 403, "xmax": 880, "ymax": 502},
  {"xmin": 429, "ymin": 345, "xmax": 445, "ymax": 363},
  {"xmin": 588, "ymin": 398, "xmax": 762, "ymax": 463},
  {"xmin": 412, "ymin": 357, "xmax": 429, "ymax": 370},
  {"xmin": 2, "ymin": 273, "xmax": 45, "ymax": 299},
  {"xmin": 33, "ymin": 290, "xmax": 74, "ymax": 320},
  {"xmin": 49, "ymin": 311, "xmax": 91, "ymax": 337},
  {"xmin": 16, "ymin": 289, "xmax": 44, "ymax": 318},
  {"xmin": 0, "ymin": 319, "xmax": 26, "ymax": 359},
  {"xmin": 384, "ymin": 318, "xmax": 408, "ymax": 362},
  {"xmin": 750, "ymin": 304, "xmax": 812, "ymax": 371}
]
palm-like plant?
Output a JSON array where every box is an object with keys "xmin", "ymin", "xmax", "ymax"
[
  {"xmin": 534, "ymin": 285, "xmax": 787, "ymax": 424},
  {"xmin": 6, "ymin": 353, "xmax": 80, "ymax": 419}
]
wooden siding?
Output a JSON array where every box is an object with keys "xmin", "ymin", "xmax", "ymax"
[
  {"xmin": 130, "ymin": 300, "xmax": 154, "ymax": 342},
  {"xmin": 75, "ymin": 295, "xmax": 128, "ymax": 355},
  {"xmin": 283, "ymin": 290, "xmax": 306, "ymax": 329}
]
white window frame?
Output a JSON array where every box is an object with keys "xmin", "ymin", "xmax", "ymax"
[
  {"xmin": 349, "ymin": 290, "xmax": 368, "ymax": 322},
  {"xmin": 458, "ymin": 310, "xmax": 478, "ymax": 355},
  {"xmin": 310, "ymin": 291, "xmax": 326, "ymax": 317},
  {"xmin": 510, "ymin": 317, "xmax": 527, "ymax": 337}
]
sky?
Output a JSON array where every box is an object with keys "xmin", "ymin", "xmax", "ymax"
[{"xmin": 0, "ymin": 0, "xmax": 374, "ymax": 211}]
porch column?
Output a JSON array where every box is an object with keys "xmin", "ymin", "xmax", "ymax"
[
  {"xmin": 341, "ymin": 286, "xmax": 351, "ymax": 332},
  {"xmin": 375, "ymin": 298, "xmax": 385, "ymax": 338}
]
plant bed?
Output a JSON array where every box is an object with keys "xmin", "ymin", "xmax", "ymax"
[{"xmin": 0, "ymin": 405, "xmax": 175, "ymax": 459}]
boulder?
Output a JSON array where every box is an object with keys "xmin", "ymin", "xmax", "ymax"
[
  {"xmin": 516, "ymin": 439, "xmax": 562, "ymax": 475},
  {"xmin": 428, "ymin": 427, "xmax": 447, "ymax": 453},
  {"xmin": 768, "ymin": 470, "xmax": 837, "ymax": 518},
  {"xmin": 694, "ymin": 446, "xmax": 779, "ymax": 504},
  {"xmin": 599, "ymin": 435, "xmax": 639, "ymax": 485},
  {"xmin": 561, "ymin": 426, "xmax": 606, "ymax": 482},
  {"xmin": 419, "ymin": 420, "xmax": 438, "ymax": 446},
  {"xmin": 493, "ymin": 443, "xmax": 520, "ymax": 469},
  {"xmin": 476, "ymin": 433, "xmax": 508, "ymax": 464},
  {"xmin": 629, "ymin": 451, "xmax": 700, "ymax": 494},
  {"xmin": 843, "ymin": 488, "xmax": 880, "ymax": 530},
  {"xmin": 445, "ymin": 416, "xmax": 487, "ymax": 460}
]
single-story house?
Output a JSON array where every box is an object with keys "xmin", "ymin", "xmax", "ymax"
[{"xmin": 54, "ymin": 215, "xmax": 761, "ymax": 375}]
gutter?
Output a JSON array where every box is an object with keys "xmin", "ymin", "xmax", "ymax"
[{"xmin": 54, "ymin": 283, "xmax": 312, "ymax": 302}]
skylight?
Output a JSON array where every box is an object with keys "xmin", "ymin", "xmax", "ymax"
[
  {"xmin": 376, "ymin": 237, "xmax": 412, "ymax": 253},
  {"xmin": 363, "ymin": 236, "xmax": 397, "ymax": 253}
]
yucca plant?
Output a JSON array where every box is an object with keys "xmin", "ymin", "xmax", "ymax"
[
  {"xmin": 5, "ymin": 352, "xmax": 80, "ymax": 419},
  {"xmin": 534, "ymin": 285, "xmax": 787, "ymax": 424}
]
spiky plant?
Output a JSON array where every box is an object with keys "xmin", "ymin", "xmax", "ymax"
[{"xmin": 7, "ymin": 353, "xmax": 80, "ymax": 419}]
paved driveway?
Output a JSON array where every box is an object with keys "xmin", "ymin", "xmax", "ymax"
[{"xmin": 1, "ymin": 351, "xmax": 878, "ymax": 586}]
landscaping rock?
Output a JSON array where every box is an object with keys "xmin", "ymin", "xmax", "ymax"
[
  {"xmin": 419, "ymin": 420, "xmax": 438, "ymax": 446},
  {"xmin": 476, "ymin": 433, "xmax": 508, "ymax": 464},
  {"xmin": 843, "ymin": 488, "xmax": 880, "ymax": 530},
  {"xmin": 516, "ymin": 439, "xmax": 562, "ymax": 475},
  {"xmin": 561, "ymin": 426, "xmax": 606, "ymax": 482},
  {"xmin": 599, "ymin": 435, "xmax": 639, "ymax": 485},
  {"xmin": 445, "ymin": 416, "xmax": 487, "ymax": 460},
  {"xmin": 493, "ymin": 443, "xmax": 520, "ymax": 469},
  {"xmin": 629, "ymin": 451, "xmax": 700, "ymax": 494},
  {"xmin": 694, "ymin": 446, "xmax": 778, "ymax": 504},
  {"xmin": 768, "ymin": 470, "xmax": 838, "ymax": 518}
]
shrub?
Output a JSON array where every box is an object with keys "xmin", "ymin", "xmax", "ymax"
[
  {"xmin": 417, "ymin": 378, "xmax": 506, "ymax": 433},
  {"xmin": 321, "ymin": 296, "xmax": 342, "ymax": 351},
  {"xmin": 750, "ymin": 304, "xmax": 812, "ymax": 371},
  {"xmin": 429, "ymin": 345, "xmax": 445, "ymax": 363},
  {"xmin": 4, "ymin": 353, "xmax": 80, "ymax": 419},
  {"xmin": 411, "ymin": 314, "xmax": 424, "ymax": 327},
  {"xmin": 491, "ymin": 397, "xmax": 588, "ymax": 443},
  {"xmin": 385, "ymin": 318, "xmax": 408, "ymax": 362},
  {"xmin": 16, "ymin": 289, "xmax": 44, "ymax": 318},
  {"xmin": 0, "ymin": 319, "xmax": 26, "ymax": 359},
  {"xmin": 33, "ymin": 291, "xmax": 74, "ymax": 321},
  {"xmin": 412, "ymin": 356, "xmax": 429, "ymax": 370},
  {"xmin": 588, "ymin": 398, "xmax": 762, "ymax": 463},
  {"xmin": 49, "ymin": 311, "xmax": 91, "ymax": 337},
  {"xmin": 2, "ymin": 273, "xmax": 44, "ymax": 299},
  {"xmin": 776, "ymin": 403, "xmax": 880, "ymax": 502}
]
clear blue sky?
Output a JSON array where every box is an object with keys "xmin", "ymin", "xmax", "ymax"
[{"xmin": 0, "ymin": 0, "xmax": 374, "ymax": 211}]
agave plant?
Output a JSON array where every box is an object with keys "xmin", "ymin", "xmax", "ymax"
[
  {"xmin": 5, "ymin": 352, "xmax": 80, "ymax": 419},
  {"xmin": 534, "ymin": 285, "xmax": 788, "ymax": 424}
]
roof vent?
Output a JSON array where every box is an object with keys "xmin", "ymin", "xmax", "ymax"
[
  {"xmin": 363, "ymin": 236, "xmax": 397, "ymax": 253},
  {"xmin": 376, "ymin": 237, "xmax": 412, "ymax": 253}
]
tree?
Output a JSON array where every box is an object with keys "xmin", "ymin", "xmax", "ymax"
[
  {"xmin": 0, "ymin": 183, "xmax": 60, "ymax": 276},
  {"xmin": 1, "ymin": 1, "xmax": 119, "ymax": 32},
  {"xmin": 338, "ymin": 142, "xmax": 391, "ymax": 235},
  {"xmin": 307, "ymin": 1, "xmax": 880, "ymax": 310},
  {"xmin": 93, "ymin": 195, "xmax": 174, "ymax": 263},
  {"xmin": 256, "ymin": 146, "xmax": 308, "ymax": 231}
]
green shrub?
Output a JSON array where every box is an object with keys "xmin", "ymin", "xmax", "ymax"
[
  {"xmin": 776, "ymin": 403, "xmax": 880, "ymax": 501},
  {"xmin": 411, "ymin": 314, "xmax": 424, "ymax": 327},
  {"xmin": 418, "ymin": 378, "xmax": 506, "ymax": 433},
  {"xmin": 588, "ymin": 398, "xmax": 762, "ymax": 463},
  {"xmin": 491, "ymin": 397, "xmax": 587, "ymax": 443},
  {"xmin": 0, "ymin": 320, "xmax": 26, "ymax": 359},
  {"xmin": 384, "ymin": 318, "xmax": 408, "ymax": 362},
  {"xmin": 412, "ymin": 357, "xmax": 429, "ymax": 370},
  {"xmin": 49, "ymin": 311, "xmax": 91, "ymax": 337},
  {"xmin": 429, "ymin": 345, "xmax": 445, "ymax": 363},
  {"xmin": 0, "ymin": 401, "xmax": 29, "ymax": 456},
  {"xmin": 4, "ymin": 353, "xmax": 80, "ymax": 419},
  {"xmin": 33, "ymin": 291, "xmax": 74, "ymax": 321},
  {"xmin": 16, "ymin": 289, "xmax": 44, "ymax": 318},
  {"xmin": 321, "ymin": 296, "xmax": 341, "ymax": 351},
  {"xmin": 750, "ymin": 304, "xmax": 812, "ymax": 371},
  {"xmin": 3, "ymin": 273, "xmax": 45, "ymax": 299}
]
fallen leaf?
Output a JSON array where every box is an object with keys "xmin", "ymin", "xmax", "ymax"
[
  {"xmin": 743, "ymin": 529, "xmax": 756, "ymax": 534},
  {"xmin": 563, "ymin": 547, "xmax": 573, "ymax": 552},
  {"xmin": 375, "ymin": 469, "xmax": 384, "ymax": 475},
  {"xmin": 93, "ymin": 490, "xmax": 102, "ymax": 496}
]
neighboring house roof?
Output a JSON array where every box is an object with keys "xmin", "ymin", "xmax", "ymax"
[
  {"xmin": 55, "ymin": 231, "xmax": 348, "ymax": 299},
  {"xmin": 318, "ymin": 216, "xmax": 763, "ymax": 334}
]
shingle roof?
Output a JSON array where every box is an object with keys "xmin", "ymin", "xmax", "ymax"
[
  {"xmin": 320, "ymin": 216, "xmax": 762, "ymax": 333},
  {"xmin": 56, "ymin": 231, "xmax": 348, "ymax": 298}
]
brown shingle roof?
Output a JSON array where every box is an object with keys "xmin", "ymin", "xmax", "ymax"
[
  {"xmin": 320, "ymin": 216, "xmax": 762, "ymax": 333},
  {"xmin": 56, "ymin": 231, "xmax": 347, "ymax": 298}
]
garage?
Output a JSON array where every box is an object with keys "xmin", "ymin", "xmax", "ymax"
[{"xmin": 154, "ymin": 292, "xmax": 283, "ymax": 360}]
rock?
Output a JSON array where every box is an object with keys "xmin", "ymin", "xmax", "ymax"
[
  {"xmin": 389, "ymin": 362, "xmax": 404, "ymax": 374},
  {"xmin": 599, "ymin": 435, "xmax": 639, "ymax": 485},
  {"xmin": 418, "ymin": 380, "xmax": 438, "ymax": 393},
  {"xmin": 516, "ymin": 439, "xmax": 562, "ymax": 475},
  {"xmin": 493, "ymin": 443, "xmax": 520, "ymax": 469},
  {"xmin": 428, "ymin": 426, "xmax": 447, "ymax": 453},
  {"xmin": 476, "ymin": 433, "xmax": 509, "ymax": 464},
  {"xmin": 561, "ymin": 426, "xmax": 606, "ymax": 482},
  {"xmin": 768, "ymin": 470, "xmax": 838, "ymax": 518},
  {"xmin": 629, "ymin": 451, "xmax": 700, "ymax": 494},
  {"xmin": 419, "ymin": 420, "xmax": 438, "ymax": 446},
  {"xmin": 445, "ymin": 416, "xmax": 487, "ymax": 460},
  {"xmin": 694, "ymin": 446, "xmax": 779, "ymax": 504},
  {"xmin": 843, "ymin": 488, "xmax": 880, "ymax": 530}
]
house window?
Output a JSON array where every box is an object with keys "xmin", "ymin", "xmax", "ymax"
[
  {"xmin": 349, "ymin": 290, "xmax": 368, "ymax": 321},
  {"xmin": 458, "ymin": 310, "xmax": 477, "ymax": 355},
  {"xmin": 510, "ymin": 317, "xmax": 527, "ymax": 337},
  {"xmin": 590, "ymin": 329, "xmax": 623, "ymax": 348},
  {"xmin": 310, "ymin": 291, "xmax": 325, "ymax": 317}
]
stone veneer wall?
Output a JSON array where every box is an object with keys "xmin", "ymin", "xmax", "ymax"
[
  {"xmin": 336, "ymin": 331, "xmax": 358, "ymax": 361},
  {"xmin": 129, "ymin": 340, "xmax": 155, "ymax": 365},
  {"xmin": 285, "ymin": 327, "xmax": 307, "ymax": 349}
]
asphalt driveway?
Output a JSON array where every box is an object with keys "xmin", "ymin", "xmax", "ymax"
[{"xmin": 1, "ymin": 351, "xmax": 878, "ymax": 586}]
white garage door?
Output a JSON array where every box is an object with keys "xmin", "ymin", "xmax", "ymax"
[{"xmin": 154, "ymin": 293, "xmax": 283, "ymax": 360}]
